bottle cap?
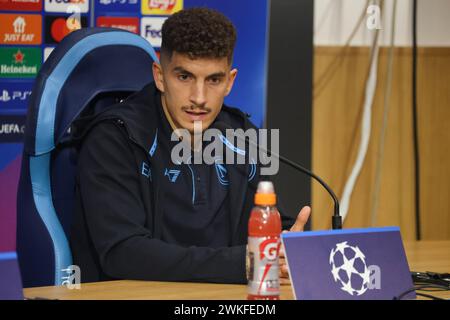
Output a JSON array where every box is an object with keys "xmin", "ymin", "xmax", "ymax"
[{"xmin": 254, "ymin": 181, "xmax": 276, "ymax": 205}]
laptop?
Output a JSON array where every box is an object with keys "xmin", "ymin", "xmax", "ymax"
[
  {"xmin": 281, "ymin": 226, "xmax": 415, "ymax": 300},
  {"xmin": 0, "ymin": 251, "xmax": 24, "ymax": 300}
]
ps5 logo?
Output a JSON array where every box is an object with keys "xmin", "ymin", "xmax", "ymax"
[
  {"xmin": 0, "ymin": 89, "xmax": 32, "ymax": 103},
  {"xmin": 61, "ymin": 265, "xmax": 81, "ymax": 289},
  {"xmin": 329, "ymin": 241, "xmax": 381, "ymax": 296}
]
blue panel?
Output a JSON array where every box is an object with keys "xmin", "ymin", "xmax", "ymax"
[
  {"xmin": 0, "ymin": 143, "xmax": 22, "ymax": 171},
  {"xmin": 185, "ymin": 0, "xmax": 269, "ymax": 128}
]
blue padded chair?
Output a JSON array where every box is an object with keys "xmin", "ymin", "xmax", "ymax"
[{"xmin": 16, "ymin": 28, "xmax": 158, "ymax": 287}]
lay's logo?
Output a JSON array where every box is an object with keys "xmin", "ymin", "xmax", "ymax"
[
  {"xmin": 141, "ymin": 0, "xmax": 182, "ymax": 15},
  {"xmin": 45, "ymin": 0, "xmax": 89, "ymax": 13}
]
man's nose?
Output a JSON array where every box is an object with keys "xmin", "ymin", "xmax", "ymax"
[{"xmin": 190, "ymin": 81, "xmax": 207, "ymax": 107}]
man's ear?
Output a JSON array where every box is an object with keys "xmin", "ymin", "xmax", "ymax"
[
  {"xmin": 225, "ymin": 68, "xmax": 238, "ymax": 97},
  {"xmin": 152, "ymin": 62, "xmax": 165, "ymax": 93}
]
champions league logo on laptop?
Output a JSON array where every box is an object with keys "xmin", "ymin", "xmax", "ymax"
[
  {"xmin": 329, "ymin": 241, "xmax": 381, "ymax": 296},
  {"xmin": 282, "ymin": 227, "xmax": 414, "ymax": 300}
]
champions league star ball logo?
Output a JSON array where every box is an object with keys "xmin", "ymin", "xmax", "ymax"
[{"xmin": 329, "ymin": 241, "xmax": 373, "ymax": 296}]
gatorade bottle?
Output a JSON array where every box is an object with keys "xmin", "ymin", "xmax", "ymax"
[{"xmin": 247, "ymin": 181, "xmax": 282, "ymax": 300}]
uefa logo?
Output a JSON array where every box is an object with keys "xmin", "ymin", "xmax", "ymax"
[
  {"xmin": 329, "ymin": 241, "xmax": 381, "ymax": 296},
  {"xmin": 0, "ymin": 89, "xmax": 32, "ymax": 103}
]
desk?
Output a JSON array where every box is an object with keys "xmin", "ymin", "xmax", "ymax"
[{"xmin": 23, "ymin": 241, "xmax": 450, "ymax": 300}]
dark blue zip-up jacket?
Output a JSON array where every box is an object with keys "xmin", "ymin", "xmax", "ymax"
[{"xmin": 70, "ymin": 82, "xmax": 295, "ymax": 284}]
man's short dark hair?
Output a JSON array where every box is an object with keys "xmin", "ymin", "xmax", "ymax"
[{"xmin": 160, "ymin": 7, "xmax": 237, "ymax": 65}]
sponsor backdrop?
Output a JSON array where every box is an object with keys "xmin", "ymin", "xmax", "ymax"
[{"xmin": 0, "ymin": 0, "xmax": 270, "ymax": 251}]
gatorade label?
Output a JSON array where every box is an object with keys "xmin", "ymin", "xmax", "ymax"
[{"xmin": 247, "ymin": 236, "xmax": 280, "ymax": 296}]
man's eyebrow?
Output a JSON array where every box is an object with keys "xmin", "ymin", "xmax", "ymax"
[
  {"xmin": 206, "ymin": 72, "xmax": 226, "ymax": 79},
  {"xmin": 172, "ymin": 66, "xmax": 194, "ymax": 75},
  {"xmin": 172, "ymin": 67, "xmax": 226, "ymax": 79}
]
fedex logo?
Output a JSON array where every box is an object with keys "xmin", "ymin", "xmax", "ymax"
[
  {"xmin": 140, "ymin": 17, "xmax": 166, "ymax": 47},
  {"xmin": 145, "ymin": 25, "xmax": 161, "ymax": 38},
  {"xmin": 45, "ymin": 0, "xmax": 89, "ymax": 13}
]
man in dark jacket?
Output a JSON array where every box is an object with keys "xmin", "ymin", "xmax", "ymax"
[{"xmin": 71, "ymin": 7, "xmax": 311, "ymax": 284}]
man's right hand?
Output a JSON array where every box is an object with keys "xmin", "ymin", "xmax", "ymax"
[{"xmin": 279, "ymin": 206, "xmax": 311, "ymax": 285}]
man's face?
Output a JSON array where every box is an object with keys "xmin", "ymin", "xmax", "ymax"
[{"xmin": 153, "ymin": 52, "xmax": 237, "ymax": 134}]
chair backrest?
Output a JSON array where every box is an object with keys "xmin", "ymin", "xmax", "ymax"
[{"xmin": 16, "ymin": 28, "xmax": 158, "ymax": 287}]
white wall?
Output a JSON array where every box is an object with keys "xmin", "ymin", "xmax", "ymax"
[{"xmin": 314, "ymin": 0, "xmax": 450, "ymax": 46}]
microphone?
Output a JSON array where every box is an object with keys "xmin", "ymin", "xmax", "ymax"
[{"xmin": 213, "ymin": 121, "xmax": 342, "ymax": 230}]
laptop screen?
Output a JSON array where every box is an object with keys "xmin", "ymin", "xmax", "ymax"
[
  {"xmin": 281, "ymin": 226, "xmax": 415, "ymax": 300},
  {"xmin": 0, "ymin": 251, "xmax": 24, "ymax": 300}
]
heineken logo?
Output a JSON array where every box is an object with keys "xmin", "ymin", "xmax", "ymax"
[{"xmin": 0, "ymin": 47, "xmax": 41, "ymax": 78}]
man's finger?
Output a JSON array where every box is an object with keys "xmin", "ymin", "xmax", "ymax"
[
  {"xmin": 279, "ymin": 264, "xmax": 289, "ymax": 277},
  {"xmin": 290, "ymin": 206, "xmax": 311, "ymax": 232},
  {"xmin": 279, "ymin": 244, "xmax": 285, "ymax": 258}
]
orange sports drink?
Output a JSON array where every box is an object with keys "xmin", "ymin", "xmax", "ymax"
[{"xmin": 247, "ymin": 181, "xmax": 282, "ymax": 300}]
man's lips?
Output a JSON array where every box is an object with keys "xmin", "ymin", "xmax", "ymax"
[{"xmin": 184, "ymin": 109, "xmax": 210, "ymax": 121}]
